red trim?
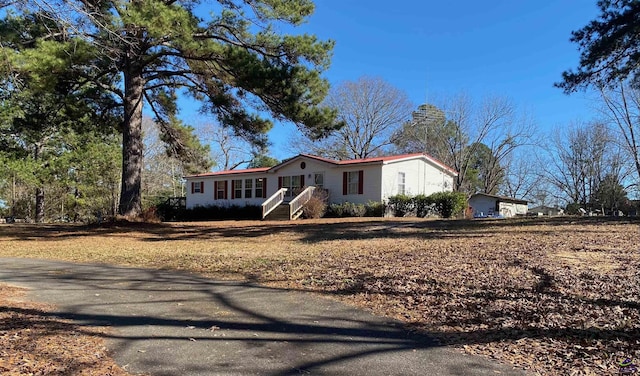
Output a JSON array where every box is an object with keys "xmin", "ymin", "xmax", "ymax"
[
  {"xmin": 342, "ymin": 172, "xmax": 348, "ymax": 195},
  {"xmin": 200, "ymin": 181, "xmax": 204, "ymax": 194},
  {"xmin": 191, "ymin": 182, "xmax": 195, "ymax": 194},
  {"xmin": 214, "ymin": 181, "xmax": 218, "ymax": 200},
  {"xmin": 263, "ymin": 178, "xmax": 267, "ymax": 198},
  {"xmin": 358, "ymin": 170, "xmax": 364, "ymax": 194},
  {"xmin": 231, "ymin": 180, "xmax": 235, "ymax": 199}
]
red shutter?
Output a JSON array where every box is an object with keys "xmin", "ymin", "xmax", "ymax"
[
  {"xmin": 262, "ymin": 178, "xmax": 267, "ymax": 198},
  {"xmin": 223, "ymin": 181, "xmax": 228, "ymax": 199},
  {"xmin": 214, "ymin": 181, "xmax": 218, "ymax": 200},
  {"xmin": 342, "ymin": 171, "xmax": 348, "ymax": 195},
  {"xmin": 200, "ymin": 181, "xmax": 204, "ymax": 194},
  {"xmin": 278, "ymin": 177, "xmax": 283, "ymax": 189},
  {"xmin": 191, "ymin": 182, "xmax": 195, "ymax": 194},
  {"xmin": 231, "ymin": 180, "xmax": 235, "ymax": 199},
  {"xmin": 358, "ymin": 170, "xmax": 364, "ymax": 194},
  {"xmin": 300, "ymin": 174, "xmax": 305, "ymax": 187}
]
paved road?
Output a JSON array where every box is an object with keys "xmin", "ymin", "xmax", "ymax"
[{"xmin": 0, "ymin": 258, "xmax": 525, "ymax": 375}]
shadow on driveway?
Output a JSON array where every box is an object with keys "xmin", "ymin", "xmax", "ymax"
[{"xmin": 0, "ymin": 257, "xmax": 524, "ymax": 376}]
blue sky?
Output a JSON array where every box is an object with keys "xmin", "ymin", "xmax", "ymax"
[{"xmin": 184, "ymin": 1, "xmax": 602, "ymax": 162}]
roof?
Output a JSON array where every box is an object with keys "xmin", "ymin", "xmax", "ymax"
[
  {"xmin": 469, "ymin": 193, "xmax": 528, "ymax": 205},
  {"xmin": 187, "ymin": 167, "xmax": 270, "ymax": 178},
  {"xmin": 185, "ymin": 153, "xmax": 458, "ymax": 178}
]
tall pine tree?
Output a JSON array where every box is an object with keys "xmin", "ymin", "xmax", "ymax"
[{"xmin": 11, "ymin": 0, "xmax": 341, "ymax": 217}]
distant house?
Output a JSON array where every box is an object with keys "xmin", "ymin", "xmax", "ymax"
[
  {"xmin": 468, "ymin": 193, "xmax": 528, "ymax": 218},
  {"xmin": 184, "ymin": 153, "xmax": 458, "ymax": 219},
  {"xmin": 528, "ymin": 205, "xmax": 564, "ymax": 216}
]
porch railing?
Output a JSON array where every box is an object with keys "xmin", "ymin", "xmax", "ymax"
[
  {"xmin": 288, "ymin": 186, "xmax": 316, "ymax": 220},
  {"xmin": 261, "ymin": 188, "xmax": 288, "ymax": 219}
]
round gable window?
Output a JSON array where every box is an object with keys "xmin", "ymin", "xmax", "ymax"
[{"xmin": 300, "ymin": 161, "xmax": 306, "ymax": 169}]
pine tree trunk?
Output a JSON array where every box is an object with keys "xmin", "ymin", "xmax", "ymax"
[
  {"xmin": 118, "ymin": 62, "xmax": 145, "ymax": 217},
  {"xmin": 35, "ymin": 187, "xmax": 44, "ymax": 223}
]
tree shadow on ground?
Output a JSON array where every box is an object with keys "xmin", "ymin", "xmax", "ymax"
[{"xmin": 1, "ymin": 216, "xmax": 637, "ymax": 244}]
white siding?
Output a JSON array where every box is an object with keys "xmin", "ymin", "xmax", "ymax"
[
  {"xmin": 185, "ymin": 155, "xmax": 458, "ymax": 209},
  {"xmin": 185, "ymin": 173, "xmax": 268, "ymax": 209},
  {"xmin": 380, "ymin": 158, "xmax": 454, "ymax": 200},
  {"xmin": 468, "ymin": 195, "xmax": 528, "ymax": 218},
  {"xmin": 331, "ymin": 164, "xmax": 382, "ymax": 204},
  {"xmin": 468, "ymin": 196, "xmax": 498, "ymax": 217},
  {"xmin": 268, "ymin": 157, "xmax": 335, "ymax": 197}
]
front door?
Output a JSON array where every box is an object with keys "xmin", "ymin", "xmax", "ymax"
[{"xmin": 279, "ymin": 175, "xmax": 304, "ymax": 200}]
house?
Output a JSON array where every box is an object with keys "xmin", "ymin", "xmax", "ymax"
[
  {"xmin": 528, "ymin": 205, "xmax": 564, "ymax": 216},
  {"xmin": 468, "ymin": 193, "xmax": 528, "ymax": 218},
  {"xmin": 184, "ymin": 153, "xmax": 458, "ymax": 219}
]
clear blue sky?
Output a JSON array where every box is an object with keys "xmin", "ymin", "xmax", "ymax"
[{"xmin": 184, "ymin": 1, "xmax": 602, "ymax": 161}]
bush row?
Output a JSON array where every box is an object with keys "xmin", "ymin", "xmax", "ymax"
[
  {"xmin": 301, "ymin": 189, "xmax": 385, "ymax": 219},
  {"xmin": 157, "ymin": 203, "xmax": 262, "ymax": 221},
  {"xmin": 386, "ymin": 192, "xmax": 467, "ymax": 218},
  {"xmin": 156, "ymin": 191, "xmax": 466, "ymax": 221}
]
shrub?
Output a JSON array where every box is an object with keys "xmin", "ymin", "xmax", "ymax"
[
  {"xmin": 413, "ymin": 194, "xmax": 435, "ymax": 217},
  {"xmin": 565, "ymin": 203, "xmax": 581, "ymax": 215},
  {"xmin": 158, "ymin": 203, "xmax": 261, "ymax": 221},
  {"xmin": 386, "ymin": 194, "xmax": 414, "ymax": 217},
  {"xmin": 428, "ymin": 191, "xmax": 467, "ymax": 218},
  {"xmin": 141, "ymin": 206, "xmax": 161, "ymax": 223},
  {"xmin": 365, "ymin": 201, "xmax": 385, "ymax": 217},
  {"xmin": 343, "ymin": 202, "xmax": 366, "ymax": 217},
  {"xmin": 326, "ymin": 202, "xmax": 366, "ymax": 217},
  {"xmin": 303, "ymin": 189, "xmax": 329, "ymax": 219}
]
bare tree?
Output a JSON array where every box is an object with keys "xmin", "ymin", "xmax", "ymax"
[
  {"xmin": 542, "ymin": 121, "xmax": 626, "ymax": 210},
  {"xmin": 197, "ymin": 122, "xmax": 256, "ymax": 171},
  {"xmin": 500, "ymin": 149, "xmax": 541, "ymax": 200},
  {"xmin": 396, "ymin": 94, "xmax": 534, "ymax": 193},
  {"xmin": 598, "ymin": 84, "xmax": 640, "ymax": 192},
  {"xmin": 142, "ymin": 118, "xmax": 186, "ymax": 201},
  {"xmin": 289, "ymin": 76, "xmax": 414, "ymax": 159}
]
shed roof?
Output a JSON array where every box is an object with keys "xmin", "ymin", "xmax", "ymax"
[{"xmin": 469, "ymin": 193, "xmax": 528, "ymax": 205}]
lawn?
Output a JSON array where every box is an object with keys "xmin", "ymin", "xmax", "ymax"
[{"xmin": 0, "ymin": 216, "xmax": 638, "ymax": 375}]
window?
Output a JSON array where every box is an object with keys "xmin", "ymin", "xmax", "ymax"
[
  {"xmin": 343, "ymin": 170, "xmax": 363, "ymax": 195},
  {"xmin": 245, "ymin": 179, "xmax": 253, "ymax": 198},
  {"xmin": 192, "ymin": 181, "xmax": 204, "ymax": 194},
  {"xmin": 348, "ymin": 172, "xmax": 359, "ymax": 195},
  {"xmin": 398, "ymin": 172, "xmax": 406, "ymax": 195},
  {"xmin": 255, "ymin": 178, "xmax": 264, "ymax": 198},
  {"xmin": 215, "ymin": 181, "xmax": 227, "ymax": 200},
  {"xmin": 314, "ymin": 173, "xmax": 324, "ymax": 189},
  {"xmin": 232, "ymin": 179, "xmax": 242, "ymax": 199}
]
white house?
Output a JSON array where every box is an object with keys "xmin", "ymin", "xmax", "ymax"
[
  {"xmin": 184, "ymin": 153, "xmax": 457, "ymax": 218},
  {"xmin": 468, "ymin": 193, "xmax": 528, "ymax": 218}
]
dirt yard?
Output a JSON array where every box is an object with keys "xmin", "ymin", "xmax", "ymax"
[{"xmin": 0, "ymin": 216, "xmax": 638, "ymax": 375}]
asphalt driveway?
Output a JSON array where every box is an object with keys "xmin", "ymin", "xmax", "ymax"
[{"xmin": 0, "ymin": 257, "xmax": 525, "ymax": 375}]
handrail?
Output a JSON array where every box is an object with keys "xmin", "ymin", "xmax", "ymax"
[
  {"xmin": 261, "ymin": 188, "xmax": 288, "ymax": 219},
  {"xmin": 289, "ymin": 186, "xmax": 316, "ymax": 219}
]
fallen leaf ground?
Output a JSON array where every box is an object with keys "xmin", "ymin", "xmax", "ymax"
[
  {"xmin": 0, "ymin": 285, "xmax": 133, "ymax": 376},
  {"xmin": 0, "ymin": 216, "xmax": 638, "ymax": 375}
]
